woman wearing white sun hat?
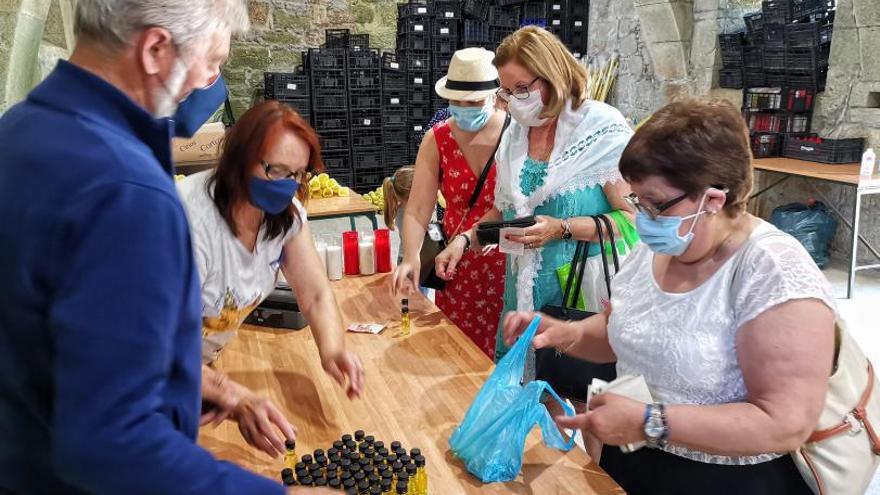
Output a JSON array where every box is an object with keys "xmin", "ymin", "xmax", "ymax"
[{"xmin": 392, "ymin": 47, "xmax": 509, "ymax": 358}]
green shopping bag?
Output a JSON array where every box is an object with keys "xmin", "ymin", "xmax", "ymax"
[{"xmin": 555, "ymin": 211, "xmax": 639, "ymax": 309}]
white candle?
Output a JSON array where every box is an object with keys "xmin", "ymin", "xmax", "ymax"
[
  {"xmin": 316, "ymin": 242, "xmax": 327, "ymax": 274},
  {"xmin": 358, "ymin": 241, "xmax": 376, "ymax": 275},
  {"xmin": 326, "ymin": 245, "xmax": 343, "ymax": 281}
]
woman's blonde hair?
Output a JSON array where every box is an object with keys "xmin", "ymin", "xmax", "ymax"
[
  {"xmin": 383, "ymin": 166, "xmax": 415, "ymax": 230},
  {"xmin": 493, "ymin": 26, "xmax": 590, "ymax": 119}
]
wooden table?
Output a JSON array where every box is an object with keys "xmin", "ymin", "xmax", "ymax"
[
  {"xmin": 752, "ymin": 158, "xmax": 880, "ymax": 298},
  {"xmin": 199, "ymin": 274, "xmax": 622, "ymax": 494},
  {"xmin": 306, "ymin": 194, "xmax": 379, "ymax": 231}
]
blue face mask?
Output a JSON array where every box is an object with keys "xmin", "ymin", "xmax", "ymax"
[
  {"xmin": 634, "ymin": 193, "xmax": 708, "ymax": 256},
  {"xmin": 449, "ymin": 103, "xmax": 492, "ymax": 132},
  {"xmin": 249, "ymin": 176, "xmax": 299, "ymax": 214},
  {"xmin": 172, "ymin": 75, "xmax": 228, "ymax": 138}
]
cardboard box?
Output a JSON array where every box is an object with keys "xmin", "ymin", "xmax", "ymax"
[{"xmin": 172, "ymin": 122, "xmax": 226, "ymax": 163}]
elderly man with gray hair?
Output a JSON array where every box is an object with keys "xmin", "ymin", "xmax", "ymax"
[{"xmin": 0, "ymin": 1, "xmax": 327, "ymax": 494}]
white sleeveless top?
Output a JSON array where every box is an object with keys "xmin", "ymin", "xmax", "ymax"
[{"xmin": 607, "ymin": 220, "xmax": 836, "ymax": 465}]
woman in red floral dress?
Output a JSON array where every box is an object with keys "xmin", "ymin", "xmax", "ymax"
[{"xmin": 392, "ymin": 48, "xmax": 507, "ymax": 357}]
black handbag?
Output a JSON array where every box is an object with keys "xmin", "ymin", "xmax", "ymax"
[
  {"xmin": 419, "ymin": 115, "xmax": 510, "ymax": 290},
  {"xmin": 475, "ymin": 215, "xmax": 537, "ymax": 246},
  {"xmin": 536, "ymin": 215, "xmax": 620, "ymax": 402}
]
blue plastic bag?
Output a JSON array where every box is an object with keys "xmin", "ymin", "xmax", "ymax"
[
  {"xmin": 449, "ymin": 315, "xmax": 575, "ymax": 483},
  {"xmin": 770, "ymin": 201, "xmax": 838, "ymax": 268}
]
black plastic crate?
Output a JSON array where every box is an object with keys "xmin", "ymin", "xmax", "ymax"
[
  {"xmin": 381, "ymin": 52, "xmax": 404, "ymax": 71},
  {"xmin": 819, "ymin": 19, "xmax": 833, "ymax": 44},
  {"xmin": 398, "ymin": 2, "xmax": 432, "ymax": 18},
  {"xmin": 349, "ymin": 69, "xmax": 381, "ymax": 90},
  {"xmin": 489, "ymin": 5, "xmax": 521, "ymax": 27},
  {"xmin": 762, "ymin": 0, "xmax": 791, "ymax": 25},
  {"xmin": 407, "ymin": 71, "xmax": 431, "ymax": 88},
  {"xmin": 463, "ymin": 19, "xmax": 490, "ymax": 44},
  {"xmin": 744, "ymin": 12, "xmax": 764, "ymax": 32},
  {"xmin": 568, "ymin": 24, "xmax": 588, "ymax": 56},
  {"xmin": 786, "ymin": 46, "xmax": 828, "ymax": 72},
  {"xmin": 350, "ymin": 110, "xmax": 382, "ymax": 130},
  {"xmin": 744, "ymin": 87, "xmax": 785, "ymax": 110},
  {"xmin": 384, "ymin": 143, "xmax": 410, "ymax": 166},
  {"xmin": 353, "ymin": 150, "xmax": 384, "ymax": 170},
  {"xmin": 570, "ymin": 0, "xmax": 587, "ymax": 17},
  {"xmin": 433, "ymin": 1, "xmax": 461, "ymax": 19},
  {"xmin": 382, "ymin": 127, "xmax": 409, "ymax": 144},
  {"xmin": 765, "ymin": 70, "xmax": 787, "ymax": 88},
  {"xmin": 432, "ymin": 52, "xmax": 454, "ymax": 71},
  {"xmin": 491, "ymin": 26, "xmax": 517, "ymax": 45},
  {"xmin": 548, "ymin": 0, "xmax": 568, "ymax": 17},
  {"xmin": 784, "ymin": 21, "xmax": 824, "ymax": 48},
  {"xmin": 745, "ymin": 30, "xmax": 764, "ymax": 47},
  {"xmin": 408, "ymin": 86, "xmax": 431, "ymax": 105},
  {"xmin": 319, "ymin": 130, "xmax": 350, "ymax": 151},
  {"xmin": 350, "ymin": 90, "xmax": 382, "ymax": 109},
  {"xmin": 354, "ymin": 167, "xmax": 386, "ymax": 192},
  {"xmin": 433, "ymin": 18, "xmax": 460, "ymax": 39},
  {"xmin": 783, "ymin": 135, "xmax": 865, "ymax": 163},
  {"xmin": 521, "ymin": 18, "xmax": 548, "ymax": 28},
  {"xmin": 382, "ymin": 88, "xmax": 406, "ymax": 107},
  {"xmin": 744, "ymin": 68, "xmax": 765, "ymax": 88},
  {"xmin": 750, "ymin": 132, "xmax": 783, "ymax": 158},
  {"xmin": 308, "ymin": 48, "xmax": 347, "ymax": 69},
  {"xmin": 351, "ymin": 128, "xmax": 383, "ymax": 148},
  {"xmin": 763, "ymin": 46, "xmax": 785, "ymax": 70},
  {"xmin": 719, "ymin": 33, "xmax": 744, "ymax": 67},
  {"xmin": 764, "ymin": 23, "xmax": 785, "ymax": 46},
  {"xmin": 787, "ymin": 68, "xmax": 827, "ymax": 91},
  {"xmin": 785, "ymin": 87, "xmax": 816, "ymax": 112},
  {"xmin": 382, "ymin": 72, "xmax": 406, "ymax": 94},
  {"xmin": 463, "ymin": 0, "xmax": 490, "ymax": 20},
  {"xmin": 404, "ymin": 51, "xmax": 431, "ymax": 71},
  {"xmin": 322, "ymin": 150, "xmax": 351, "ymax": 173},
  {"xmin": 401, "ymin": 16, "xmax": 431, "ymax": 34},
  {"xmin": 324, "ymin": 28, "xmax": 350, "ymax": 48},
  {"xmin": 264, "ymin": 72, "xmax": 310, "ymax": 100},
  {"xmin": 792, "ymin": 0, "xmax": 831, "ymax": 20},
  {"xmin": 430, "ymin": 96, "xmax": 447, "ymax": 114},
  {"xmin": 313, "ymin": 110, "xmax": 350, "ymax": 131},
  {"xmin": 309, "ymin": 71, "xmax": 346, "ymax": 92},
  {"xmin": 408, "ymin": 105, "xmax": 430, "ymax": 123},
  {"xmin": 277, "ymin": 98, "xmax": 311, "ymax": 122},
  {"xmin": 523, "ymin": 0, "xmax": 546, "ymax": 19},
  {"xmin": 350, "ymin": 33, "xmax": 370, "ymax": 51},
  {"xmin": 743, "ymin": 46, "xmax": 763, "ymax": 68},
  {"xmin": 313, "ymin": 93, "xmax": 348, "ymax": 110},
  {"xmin": 382, "ymin": 109, "xmax": 408, "ymax": 127},
  {"xmin": 349, "ymin": 49, "xmax": 380, "ymax": 69},
  {"xmin": 746, "ymin": 111, "xmax": 811, "ymax": 133},
  {"xmin": 719, "ymin": 68, "xmax": 743, "ymax": 89},
  {"xmin": 397, "ymin": 31, "xmax": 431, "ymax": 51}
]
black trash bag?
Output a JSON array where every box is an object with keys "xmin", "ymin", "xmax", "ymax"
[{"xmin": 769, "ymin": 201, "xmax": 838, "ymax": 268}]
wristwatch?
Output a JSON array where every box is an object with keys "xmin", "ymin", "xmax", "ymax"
[
  {"xmin": 560, "ymin": 219, "xmax": 573, "ymax": 240},
  {"xmin": 456, "ymin": 232, "xmax": 472, "ymax": 252},
  {"xmin": 644, "ymin": 403, "xmax": 668, "ymax": 448}
]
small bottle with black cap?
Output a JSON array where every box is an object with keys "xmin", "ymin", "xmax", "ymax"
[
  {"xmin": 354, "ymin": 471, "xmax": 366, "ymax": 484},
  {"xmin": 329, "ymin": 478, "xmax": 342, "ymax": 490},
  {"xmin": 368, "ymin": 472, "xmax": 380, "ymax": 486},
  {"xmin": 396, "ymin": 480, "xmax": 408, "ymax": 495},
  {"xmin": 343, "ymin": 477, "xmax": 356, "ymax": 491},
  {"xmin": 377, "ymin": 447, "xmax": 389, "ymax": 458},
  {"xmin": 341, "ymin": 458, "xmax": 353, "ymax": 473},
  {"xmin": 365, "ymin": 435, "xmax": 375, "ymax": 446},
  {"xmin": 314, "ymin": 477, "xmax": 328, "ymax": 488},
  {"xmin": 301, "ymin": 454, "xmax": 313, "ymax": 466},
  {"xmin": 358, "ymin": 479, "xmax": 370, "ymax": 494},
  {"xmin": 380, "ymin": 478, "xmax": 392, "ymax": 493},
  {"xmin": 316, "ymin": 454, "xmax": 328, "ymax": 467},
  {"xmin": 355, "ymin": 430, "xmax": 366, "ymax": 442},
  {"xmin": 390, "ymin": 441, "xmax": 402, "ymax": 452},
  {"xmin": 326, "ymin": 462, "xmax": 339, "ymax": 478},
  {"xmin": 370, "ymin": 486, "xmax": 382, "ymax": 495},
  {"xmin": 414, "ymin": 454, "xmax": 427, "ymax": 495},
  {"xmin": 284, "ymin": 439, "xmax": 298, "ymax": 470},
  {"xmin": 342, "ymin": 434, "xmax": 353, "ymax": 444},
  {"xmin": 296, "ymin": 468, "xmax": 309, "ymax": 482},
  {"xmin": 346, "ymin": 487, "xmax": 358, "ymax": 495},
  {"xmin": 300, "ymin": 475, "xmax": 314, "ymax": 487},
  {"xmin": 374, "ymin": 441, "xmax": 385, "ymax": 452}
]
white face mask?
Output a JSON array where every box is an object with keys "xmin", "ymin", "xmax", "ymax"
[
  {"xmin": 152, "ymin": 58, "xmax": 189, "ymax": 119},
  {"xmin": 507, "ymin": 88, "xmax": 547, "ymax": 127}
]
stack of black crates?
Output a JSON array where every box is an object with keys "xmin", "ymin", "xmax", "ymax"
[
  {"xmin": 715, "ymin": 0, "xmax": 835, "ymax": 159},
  {"xmin": 263, "ymin": 1, "xmax": 595, "ymax": 192}
]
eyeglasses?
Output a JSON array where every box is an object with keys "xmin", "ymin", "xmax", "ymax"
[
  {"xmin": 496, "ymin": 76, "xmax": 541, "ymax": 102},
  {"xmin": 624, "ymin": 192, "xmax": 689, "ymax": 220},
  {"xmin": 262, "ymin": 160, "xmax": 301, "ymax": 181}
]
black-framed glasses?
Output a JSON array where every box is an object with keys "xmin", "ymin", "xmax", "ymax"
[
  {"xmin": 262, "ymin": 160, "xmax": 300, "ymax": 181},
  {"xmin": 496, "ymin": 76, "xmax": 541, "ymax": 102},
  {"xmin": 625, "ymin": 192, "xmax": 689, "ymax": 220}
]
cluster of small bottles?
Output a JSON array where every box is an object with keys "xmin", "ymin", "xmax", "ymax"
[{"xmin": 280, "ymin": 430, "xmax": 428, "ymax": 494}]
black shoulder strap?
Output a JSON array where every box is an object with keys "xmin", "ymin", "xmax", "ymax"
[{"xmin": 467, "ymin": 113, "xmax": 511, "ymax": 209}]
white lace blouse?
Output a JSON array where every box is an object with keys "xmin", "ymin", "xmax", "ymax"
[{"xmin": 607, "ymin": 220, "xmax": 837, "ymax": 465}]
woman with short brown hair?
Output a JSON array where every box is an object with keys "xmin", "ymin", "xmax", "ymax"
[{"xmin": 503, "ymin": 99, "xmax": 834, "ymax": 494}]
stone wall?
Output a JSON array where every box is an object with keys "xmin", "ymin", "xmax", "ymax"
[{"xmin": 223, "ymin": 0, "xmax": 399, "ymax": 116}]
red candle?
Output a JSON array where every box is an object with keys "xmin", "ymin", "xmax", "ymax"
[
  {"xmin": 374, "ymin": 229, "xmax": 392, "ymax": 273},
  {"xmin": 342, "ymin": 231, "xmax": 360, "ymax": 275}
]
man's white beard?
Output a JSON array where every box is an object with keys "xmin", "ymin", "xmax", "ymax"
[{"xmin": 152, "ymin": 59, "xmax": 188, "ymax": 119}]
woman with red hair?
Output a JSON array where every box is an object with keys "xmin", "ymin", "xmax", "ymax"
[{"xmin": 177, "ymin": 101, "xmax": 365, "ymax": 458}]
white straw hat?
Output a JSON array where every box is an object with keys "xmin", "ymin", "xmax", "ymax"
[{"xmin": 434, "ymin": 47, "xmax": 500, "ymax": 102}]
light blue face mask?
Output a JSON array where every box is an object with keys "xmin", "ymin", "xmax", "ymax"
[
  {"xmin": 634, "ymin": 193, "xmax": 709, "ymax": 256},
  {"xmin": 449, "ymin": 103, "xmax": 492, "ymax": 132}
]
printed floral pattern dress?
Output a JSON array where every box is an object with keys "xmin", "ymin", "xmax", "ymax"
[{"xmin": 433, "ymin": 120, "xmax": 506, "ymax": 358}]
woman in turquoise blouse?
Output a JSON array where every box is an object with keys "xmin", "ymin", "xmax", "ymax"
[{"xmin": 436, "ymin": 26, "xmax": 635, "ymax": 369}]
